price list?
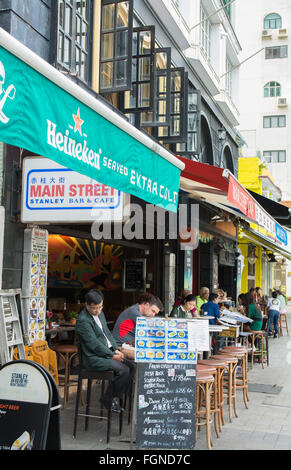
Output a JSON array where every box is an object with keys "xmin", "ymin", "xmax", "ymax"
[{"xmin": 136, "ymin": 362, "xmax": 196, "ymax": 450}]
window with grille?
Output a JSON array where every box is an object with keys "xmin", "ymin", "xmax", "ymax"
[
  {"xmin": 263, "ymin": 115, "xmax": 286, "ymax": 128},
  {"xmin": 122, "ymin": 26, "xmax": 155, "ymax": 112},
  {"xmin": 265, "ymin": 45, "xmax": 288, "ymax": 59},
  {"xmin": 57, "ymin": 0, "xmax": 91, "ymax": 83},
  {"xmin": 264, "ymin": 81, "xmax": 281, "ymax": 97},
  {"xmin": 156, "ymin": 68, "xmax": 188, "ymax": 143},
  {"xmin": 264, "ymin": 13, "xmax": 282, "ymax": 29},
  {"xmin": 140, "ymin": 47, "xmax": 171, "ymax": 128},
  {"xmin": 100, "ymin": 0, "xmax": 133, "ymax": 93},
  {"xmin": 200, "ymin": 5, "xmax": 211, "ymax": 60},
  {"xmin": 175, "ymin": 85, "xmax": 201, "ymax": 157},
  {"xmin": 263, "ymin": 150, "xmax": 286, "ymax": 163}
]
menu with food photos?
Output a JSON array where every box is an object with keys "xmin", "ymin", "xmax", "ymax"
[
  {"xmin": 22, "ymin": 228, "xmax": 48, "ymax": 344},
  {"xmin": 135, "ymin": 317, "xmax": 197, "ymax": 364}
]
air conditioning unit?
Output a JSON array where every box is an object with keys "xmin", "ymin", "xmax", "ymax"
[
  {"xmin": 262, "ymin": 29, "xmax": 271, "ymax": 38},
  {"xmin": 278, "ymin": 28, "xmax": 288, "ymax": 38},
  {"xmin": 278, "ymin": 97, "xmax": 288, "ymax": 107}
]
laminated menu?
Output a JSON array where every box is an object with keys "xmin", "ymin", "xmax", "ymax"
[
  {"xmin": 22, "ymin": 228, "xmax": 48, "ymax": 344},
  {"xmin": 135, "ymin": 317, "xmax": 197, "ymax": 364}
]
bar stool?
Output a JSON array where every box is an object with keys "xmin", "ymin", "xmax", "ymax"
[
  {"xmin": 196, "ymin": 372, "xmax": 215, "ymax": 450},
  {"xmin": 249, "ymin": 331, "xmax": 265, "ymax": 369},
  {"xmin": 197, "ymin": 364, "xmax": 220, "ymax": 439},
  {"xmin": 279, "ymin": 313, "xmax": 289, "ymax": 336},
  {"xmin": 53, "ymin": 344, "xmax": 78, "ymax": 408},
  {"xmin": 219, "ymin": 347, "xmax": 249, "ymax": 409},
  {"xmin": 198, "ymin": 359, "xmax": 226, "ymax": 431},
  {"xmin": 211, "ymin": 354, "xmax": 238, "ymax": 423}
]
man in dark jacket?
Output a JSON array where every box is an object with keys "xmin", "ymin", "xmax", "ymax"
[{"xmin": 76, "ymin": 289, "xmax": 135, "ymax": 413}]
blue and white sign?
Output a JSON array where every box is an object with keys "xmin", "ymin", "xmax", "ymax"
[
  {"xmin": 21, "ymin": 157, "xmax": 128, "ymax": 223},
  {"xmin": 275, "ymin": 223, "xmax": 288, "ymax": 246}
]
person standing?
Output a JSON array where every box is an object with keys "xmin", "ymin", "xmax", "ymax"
[
  {"xmin": 277, "ymin": 290, "xmax": 287, "ymax": 314},
  {"xmin": 267, "ymin": 291, "xmax": 281, "ymax": 338},
  {"xmin": 112, "ymin": 293, "xmax": 164, "ymax": 346},
  {"xmin": 75, "ymin": 289, "xmax": 135, "ymax": 413}
]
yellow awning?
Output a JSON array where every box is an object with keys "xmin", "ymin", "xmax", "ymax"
[{"xmin": 240, "ymin": 229, "xmax": 291, "ymax": 260}]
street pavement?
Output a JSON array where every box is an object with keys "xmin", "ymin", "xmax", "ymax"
[{"xmin": 59, "ymin": 307, "xmax": 291, "ymax": 451}]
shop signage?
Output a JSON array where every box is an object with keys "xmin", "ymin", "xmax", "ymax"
[
  {"xmin": 255, "ymin": 204, "xmax": 276, "ymax": 238},
  {"xmin": 0, "ymin": 361, "xmax": 52, "ymax": 450},
  {"xmin": 275, "ymin": 223, "xmax": 288, "ymax": 246},
  {"xmin": 0, "ymin": 43, "xmax": 180, "ymax": 212},
  {"xmin": 227, "ymin": 175, "xmax": 256, "ymax": 221},
  {"xmin": 136, "ymin": 362, "xmax": 196, "ymax": 450},
  {"xmin": 21, "ymin": 157, "xmax": 126, "ymax": 223}
]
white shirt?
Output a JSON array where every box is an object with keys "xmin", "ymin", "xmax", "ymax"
[
  {"xmin": 93, "ymin": 314, "xmax": 113, "ymax": 349},
  {"xmin": 277, "ymin": 294, "xmax": 286, "ymax": 313},
  {"xmin": 267, "ymin": 298, "xmax": 280, "ymax": 312}
]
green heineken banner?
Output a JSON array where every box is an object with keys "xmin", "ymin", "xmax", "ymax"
[{"xmin": 0, "ymin": 44, "xmax": 181, "ymax": 212}]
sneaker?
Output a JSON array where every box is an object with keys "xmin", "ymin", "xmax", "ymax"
[
  {"xmin": 274, "ymin": 334, "xmax": 278, "ymax": 338},
  {"xmin": 268, "ymin": 332, "xmax": 272, "ymax": 337}
]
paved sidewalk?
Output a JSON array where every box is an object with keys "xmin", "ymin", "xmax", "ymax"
[{"xmin": 59, "ymin": 308, "xmax": 291, "ymax": 451}]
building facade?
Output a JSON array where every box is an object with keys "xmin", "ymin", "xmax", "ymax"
[{"xmin": 236, "ymin": 0, "xmax": 291, "ymax": 200}]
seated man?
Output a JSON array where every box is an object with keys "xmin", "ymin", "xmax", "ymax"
[
  {"xmin": 112, "ymin": 293, "xmax": 164, "ymax": 346},
  {"xmin": 76, "ymin": 289, "xmax": 135, "ymax": 413},
  {"xmin": 196, "ymin": 287, "xmax": 210, "ymax": 315},
  {"xmin": 200, "ymin": 292, "xmax": 221, "ymax": 325}
]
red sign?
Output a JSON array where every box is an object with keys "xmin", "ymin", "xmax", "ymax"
[{"xmin": 227, "ymin": 175, "xmax": 256, "ymax": 221}]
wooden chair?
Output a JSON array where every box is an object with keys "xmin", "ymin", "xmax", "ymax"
[
  {"xmin": 197, "ymin": 364, "xmax": 220, "ymax": 439},
  {"xmin": 249, "ymin": 331, "xmax": 265, "ymax": 369},
  {"xmin": 196, "ymin": 372, "xmax": 215, "ymax": 450},
  {"xmin": 211, "ymin": 354, "xmax": 238, "ymax": 423},
  {"xmin": 219, "ymin": 347, "xmax": 249, "ymax": 409},
  {"xmin": 279, "ymin": 313, "xmax": 289, "ymax": 336},
  {"xmin": 198, "ymin": 359, "xmax": 226, "ymax": 432},
  {"xmin": 53, "ymin": 344, "xmax": 78, "ymax": 408}
]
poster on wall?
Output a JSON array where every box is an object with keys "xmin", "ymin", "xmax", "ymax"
[
  {"xmin": 48, "ymin": 235, "xmax": 124, "ymax": 291},
  {"xmin": 22, "ymin": 228, "xmax": 48, "ymax": 344}
]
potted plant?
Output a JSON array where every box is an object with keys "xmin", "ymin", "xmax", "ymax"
[{"xmin": 68, "ymin": 311, "xmax": 79, "ymax": 325}]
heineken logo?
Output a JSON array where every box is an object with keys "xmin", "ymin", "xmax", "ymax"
[
  {"xmin": 0, "ymin": 60, "xmax": 16, "ymax": 124},
  {"xmin": 46, "ymin": 108, "xmax": 101, "ymax": 170}
]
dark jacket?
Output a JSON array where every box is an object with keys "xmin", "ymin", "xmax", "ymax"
[{"xmin": 75, "ymin": 307, "xmax": 118, "ymax": 371}]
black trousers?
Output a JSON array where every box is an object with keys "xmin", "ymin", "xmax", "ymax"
[{"xmin": 104, "ymin": 358, "xmax": 136, "ymax": 403}]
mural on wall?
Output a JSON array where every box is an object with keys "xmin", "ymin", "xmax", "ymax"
[{"xmin": 48, "ymin": 235, "xmax": 123, "ymax": 290}]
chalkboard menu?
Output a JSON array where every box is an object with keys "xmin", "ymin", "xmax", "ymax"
[
  {"xmin": 136, "ymin": 362, "xmax": 196, "ymax": 450},
  {"xmin": 123, "ymin": 259, "xmax": 146, "ymax": 291}
]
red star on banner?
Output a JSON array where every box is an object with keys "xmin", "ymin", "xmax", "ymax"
[{"xmin": 72, "ymin": 108, "xmax": 84, "ymax": 135}]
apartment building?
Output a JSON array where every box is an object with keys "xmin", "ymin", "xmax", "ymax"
[{"xmin": 236, "ymin": 0, "xmax": 291, "ymax": 200}]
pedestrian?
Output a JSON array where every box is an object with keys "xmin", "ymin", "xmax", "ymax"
[
  {"xmin": 75, "ymin": 289, "xmax": 135, "ymax": 413},
  {"xmin": 112, "ymin": 293, "xmax": 164, "ymax": 346},
  {"xmin": 170, "ymin": 294, "xmax": 198, "ymax": 318},
  {"xmin": 267, "ymin": 291, "xmax": 281, "ymax": 338},
  {"xmin": 196, "ymin": 287, "xmax": 210, "ymax": 315}
]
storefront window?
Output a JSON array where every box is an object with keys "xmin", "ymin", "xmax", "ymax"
[{"xmin": 57, "ymin": 0, "xmax": 91, "ymax": 83}]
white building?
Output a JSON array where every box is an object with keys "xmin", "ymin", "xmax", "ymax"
[{"xmin": 236, "ymin": 0, "xmax": 291, "ymax": 200}]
